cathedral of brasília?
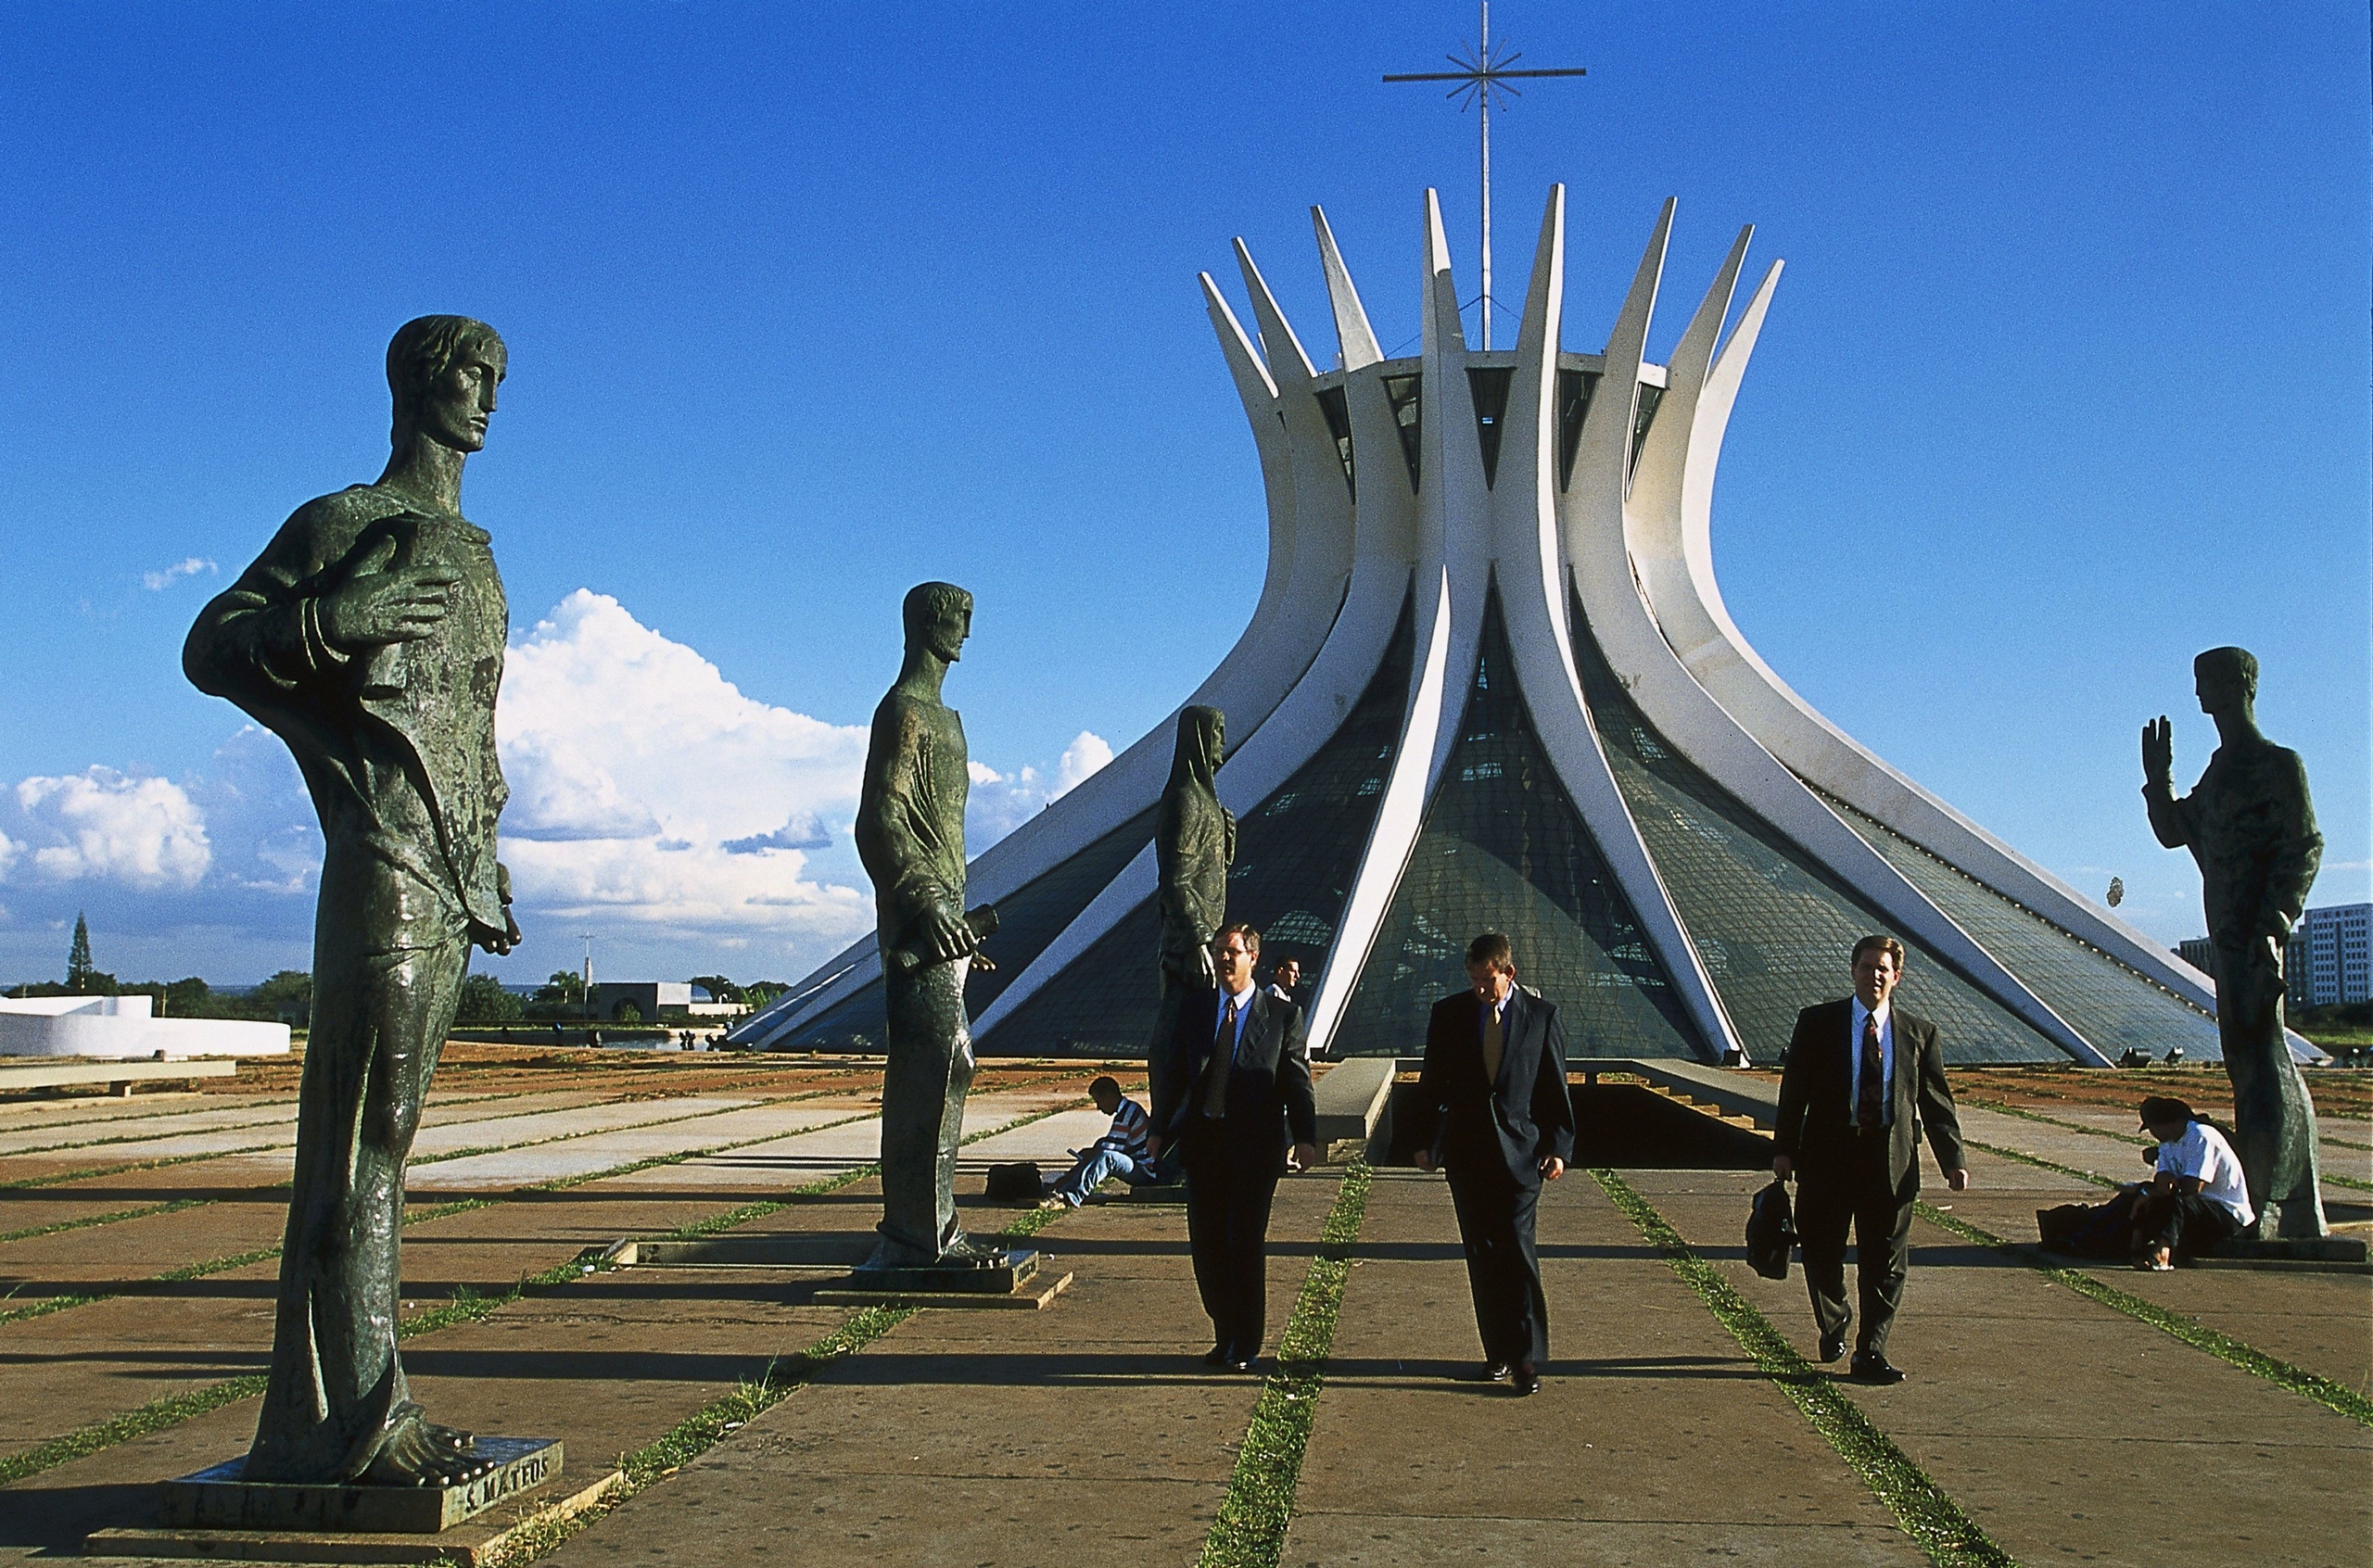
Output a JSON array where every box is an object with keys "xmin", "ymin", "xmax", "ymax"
[{"xmin": 736, "ymin": 186, "xmax": 2231, "ymax": 1068}]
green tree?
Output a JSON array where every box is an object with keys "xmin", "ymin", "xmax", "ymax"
[
  {"xmin": 690, "ymin": 974, "xmax": 743, "ymax": 1005},
  {"xmin": 250, "ymin": 970, "xmax": 313, "ymax": 1027},
  {"xmin": 535, "ymin": 970, "xmax": 585, "ymax": 1005},
  {"xmin": 66, "ymin": 914, "xmax": 95, "ymax": 992},
  {"xmin": 741, "ymin": 980, "xmax": 789, "ymax": 1009},
  {"xmin": 455, "ymin": 973, "xmax": 525, "ymax": 1025},
  {"xmin": 613, "ymin": 1000, "xmax": 643, "ymax": 1025}
]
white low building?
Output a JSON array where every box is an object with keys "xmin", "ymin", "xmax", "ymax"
[{"xmin": 0, "ymin": 994, "xmax": 290, "ymax": 1059}]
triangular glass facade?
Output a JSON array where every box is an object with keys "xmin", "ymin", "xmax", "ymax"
[
  {"xmin": 1814, "ymin": 787, "xmax": 2225, "ymax": 1062},
  {"xmin": 979, "ymin": 589, "xmax": 1418, "ymax": 1055},
  {"xmin": 1335, "ymin": 588, "xmax": 1705, "ymax": 1059},
  {"xmin": 768, "ymin": 803, "xmax": 1159, "ymax": 1053},
  {"xmin": 1568, "ymin": 587, "xmax": 2070, "ymax": 1064}
]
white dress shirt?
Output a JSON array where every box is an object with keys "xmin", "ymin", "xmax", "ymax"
[{"xmin": 1848, "ymin": 997, "xmax": 1895, "ymax": 1123}]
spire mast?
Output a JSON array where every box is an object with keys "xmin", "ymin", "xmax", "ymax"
[{"xmin": 1385, "ymin": 4, "xmax": 1586, "ymax": 349}]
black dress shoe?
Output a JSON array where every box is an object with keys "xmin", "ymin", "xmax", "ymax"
[
  {"xmin": 1464, "ymin": 1360, "xmax": 1513, "ymax": 1384},
  {"xmin": 1202, "ymin": 1344, "xmax": 1231, "ymax": 1366},
  {"xmin": 1849, "ymin": 1351, "xmax": 1906, "ymax": 1385},
  {"xmin": 1818, "ymin": 1331, "xmax": 1847, "ymax": 1364},
  {"xmin": 1227, "ymin": 1356, "xmax": 1258, "ymax": 1375},
  {"xmin": 1511, "ymin": 1361, "xmax": 1542, "ymax": 1397}
]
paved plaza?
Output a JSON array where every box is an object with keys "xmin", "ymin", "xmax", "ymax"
[{"xmin": 0, "ymin": 1046, "xmax": 2366, "ymax": 1566}]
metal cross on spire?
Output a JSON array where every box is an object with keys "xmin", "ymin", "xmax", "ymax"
[{"xmin": 1385, "ymin": 3, "xmax": 1586, "ymax": 349}]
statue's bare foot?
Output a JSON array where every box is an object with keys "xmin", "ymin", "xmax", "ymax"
[
  {"xmin": 940, "ymin": 1233, "xmax": 1007, "ymax": 1267},
  {"xmin": 362, "ymin": 1410, "xmax": 496, "ymax": 1487}
]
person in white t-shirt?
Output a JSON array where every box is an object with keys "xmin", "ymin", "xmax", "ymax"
[{"xmin": 2131, "ymin": 1094, "xmax": 2254, "ymax": 1270}]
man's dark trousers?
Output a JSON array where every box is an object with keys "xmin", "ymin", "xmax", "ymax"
[
  {"xmin": 1794, "ymin": 1127, "xmax": 1915, "ymax": 1357},
  {"xmin": 1446, "ymin": 1166, "xmax": 1550, "ymax": 1366},
  {"xmin": 1183, "ymin": 1120, "xmax": 1281, "ymax": 1358}
]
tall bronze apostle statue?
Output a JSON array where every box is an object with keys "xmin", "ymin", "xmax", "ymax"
[
  {"xmin": 2144, "ymin": 646, "xmax": 2328, "ymax": 1239},
  {"xmin": 185, "ymin": 317, "xmax": 518, "ymax": 1485},
  {"xmin": 1150, "ymin": 706, "xmax": 1233, "ymax": 1070},
  {"xmin": 856, "ymin": 582, "xmax": 1000, "ymax": 1271}
]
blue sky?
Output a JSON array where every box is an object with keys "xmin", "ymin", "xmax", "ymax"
[{"xmin": 0, "ymin": 3, "xmax": 2364, "ymax": 990}]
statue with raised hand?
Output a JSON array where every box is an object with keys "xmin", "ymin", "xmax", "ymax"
[
  {"xmin": 856, "ymin": 582, "xmax": 999, "ymax": 1270},
  {"xmin": 2144, "ymin": 646, "xmax": 2327, "ymax": 1239},
  {"xmin": 184, "ymin": 316, "xmax": 518, "ymax": 1485},
  {"xmin": 1147, "ymin": 706, "xmax": 1234, "ymax": 1141}
]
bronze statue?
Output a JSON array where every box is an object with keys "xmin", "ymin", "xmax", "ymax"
[
  {"xmin": 855, "ymin": 582, "xmax": 998, "ymax": 1270},
  {"xmin": 185, "ymin": 316, "xmax": 518, "ymax": 1484},
  {"xmin": 2144, "ymin": 646, "xmax": 2327, "ymax": 1239},
  {"xmin": 1150, "ymin": 706, "xmax": 1234, "ymax": 1072}
]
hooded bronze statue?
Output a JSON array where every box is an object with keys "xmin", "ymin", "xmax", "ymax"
[
  {"xmin": 1150, "ymin": 705, "xmax": 1235, "ymax": 1069},
  {"xmin": 2144, "ymin": 646, "xmax": 2327, "ymax": 1240},
  {"xmin": 184, "ymin": 316, "xmax": 517, "ymax": 1486}
]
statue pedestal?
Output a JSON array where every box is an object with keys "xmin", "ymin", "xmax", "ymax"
[
  {"xmin": 84, "ymin": 1441, "xmax": 623, "ymax": 1564},
  {"xmin": 818, "ymin": 1247, "xmax": 1072, "ymax": 1310}
]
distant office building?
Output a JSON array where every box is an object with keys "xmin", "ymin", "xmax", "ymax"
[
  {"xmin": 2176, "ymin": 938, "xmax": 2216, "ymax": 979},
  {"xmin": 2289, "ymin": 904, "xmax": 2372, "ymax": 1008}
]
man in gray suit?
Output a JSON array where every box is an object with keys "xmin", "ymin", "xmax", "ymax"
[{"xmin": 1773, "ymin": 935, "xmax": 1969, "ymax": 1385}]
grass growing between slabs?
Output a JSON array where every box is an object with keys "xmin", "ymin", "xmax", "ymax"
[
  {"xmin": 1912, "ymin": 1200, "xmax": 2373, "ymax": 1429},
  {"xmin": 1198, "ymin": 1162, "xmax": 1371, "ymax": 1568},
  {"xmin": 0, "ymin": 1093, "xmax": 1097, "ymax": 1487},
  {"xmin": 1591, "ymin": 1170, "xmax": 2014, "ymax": 1568}
]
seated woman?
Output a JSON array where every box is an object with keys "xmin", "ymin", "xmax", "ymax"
[{"xmin": 2129, "ymin": 1095, "xmax": 2253, "ymax": 1271}]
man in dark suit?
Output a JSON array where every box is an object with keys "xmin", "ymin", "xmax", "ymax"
[
  {"xmin": 1413, "ymin": 933, "xmax": 1576, "ymax": 1397},
  {"xmin": 1148, "ymin": 922, "xmax": 1318, "ymax": 1372},
  {"xmin": 1773, "ymin": 934, "xmax": 1970, "ymax": 1385}
]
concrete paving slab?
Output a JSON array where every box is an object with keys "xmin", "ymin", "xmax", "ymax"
[
  {"xmin": 408, "ymin": 1102, "xmax": 856, "ymax": 1190},
  {"xmin": 0, "ymin": 1103, "xmax": 298, "ymax": 1158},
  {"xmin": 1630, "ymin": 1166, "xmax": 2373, "ymax": 1568},
  {"xmin": 534, "ymin": 1171, "xmax": 1343, "ymax": 1568},
  {"xmin": 1282, "ymin": 1512, "xmax": 1928, "ymax": 1566},
  {"xmin": 585, "ymin": 1091, "xmax": 1077, "ymax": 1192},
  {"xmin": 956, "ymin": 1107, "xmax": 1111, "ymax": 1166},
  {"xmin": 1284, "ymin": 1170, "xmax": 1924, "ymax": 1568},
  {"xmin": 407, "ymin": 1095, "xmax": 756, "ymax": 1159}
]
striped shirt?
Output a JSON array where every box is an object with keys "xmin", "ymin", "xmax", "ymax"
[{"xmin": 1095, "ymin": 1096, "xmax": 1151, "ymax": 1159}]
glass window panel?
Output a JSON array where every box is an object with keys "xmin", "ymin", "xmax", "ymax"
[
  {"xmin": 1313, "ymin": 385, "xmax": 1356, "ymax": 499},
  {"xmin": 982, "ymin": 590, "xmax": 1419, "ymax": 1056},
  {"xmin": 1568, "ymin": 586, "xmax": 2067, "ymax": 1065},
  {"xmin": 1337, "ymin": 588, "xmax": 1706, "ymax": 1060},
  {"xmin": 769, "ymin": 804, "xmax": 1160, "ymax": 1053},
  {"xmin": 1813, "ymin": 787, "xmax": 2226, "ymax": 1062},
  {"xmin": 1466, "ymin": 366, "xmax": 1515, "ymax": 488},
  {"xmin": 1380, "ymin": 373, "xmax": 1424, "ymax": 492}
]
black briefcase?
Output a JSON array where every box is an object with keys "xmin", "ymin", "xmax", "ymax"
[
  {"xmin": 984, "ymin": 1161, "xmax": 1044, "ymax": 1202},
  {"xmin": 1746, "ymin": 1178, "xmax": 1796, "ymax": 1281}
]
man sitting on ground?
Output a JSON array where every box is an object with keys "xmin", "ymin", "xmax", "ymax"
[
  {"xmin": 1041, "ymin": 1076, "xmax": 1157, "ymax": 1208},
  {"xmin": 2132, "ymin": 1094, "xmax": 2252, "ymax": 1270}
]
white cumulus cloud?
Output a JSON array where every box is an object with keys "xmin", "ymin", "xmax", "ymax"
[
  {"xmin": 142, "ymin": 557, "xmax": 217, "ymax": 591},
  {"xmin": 495, "ymin": 590, "xmax": 874, "ymax": 950},
  {"xmin": 1057, "ymin": 731, "xmax": 1115, "ymax": 793},
  {"xmin": 11, "ymin": 768, "xmax": 211, "ymax": 889}
]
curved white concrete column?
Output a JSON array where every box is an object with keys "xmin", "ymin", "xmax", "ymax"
[
  {"xmin": 1559, "ymin": 205, "xmax": 2110, "ymax": 1066},
  {"xmin": 1628, "ymin": 236, "xmax": 2216, "ymax": 1013},
  {"xmin": 1487, "ymin": 185, "xmax": 1745, "ymax": 1063}
]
